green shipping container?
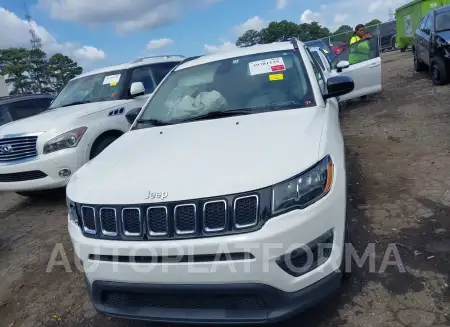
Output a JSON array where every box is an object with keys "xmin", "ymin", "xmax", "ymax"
[{"xmin": 395, "ymin": 0, "xmax": 448, "ymax": 50}]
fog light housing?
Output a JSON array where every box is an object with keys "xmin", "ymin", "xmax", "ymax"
[
  {"xmin": 59, "ymin": 168, "xmax": 72, "ymax": 178},
  {"xmin": 276, "ymin": 229, "xmax": 334, "ymax": 277}
]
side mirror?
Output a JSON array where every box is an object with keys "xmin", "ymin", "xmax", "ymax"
[
  {"xmin": 130, "ymin": 82, "xmax": 145, "ymax": 97},
  {"xmin": 125, "ymin": 107, "xmax": 141, "ymax": 124},
  {"xmin": 336, "ymin": 60, "xmax": 350, "ymax": 73},
  {"xmin": 323, "ymin": 76, "xmax": 354, "ymax": 100}
]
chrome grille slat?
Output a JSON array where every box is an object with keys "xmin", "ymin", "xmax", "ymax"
[
  {"xmin": 147, "ymin": 206, "xmax": 168, "ymax": 236},
  {"xmin": 0, "ymin": 136, "xmax": 38, "ymax": 162},
  {"xmin": 174, "ymin": 204, "xmax": 196, "ymax": 235},
  {"xmin": 122, "ymin": 208, "xmax": 142, "ymax": 237},
  {"xmin": 203, "ymin": 200, "xmax": 227, "ymax": 232},
  {"xmin": 100, "ymin": 208, "xmax": 118, "ymax": 236},
  {"xmin": 81, "ymin": 206, "xmax": 96, "ymax": 235}
]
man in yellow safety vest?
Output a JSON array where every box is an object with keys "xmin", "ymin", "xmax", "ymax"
[{"xmin": 349, "ymin": 24, "xmax": 371, "ymax": 64}]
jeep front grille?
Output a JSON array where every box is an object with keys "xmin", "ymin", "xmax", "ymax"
[
  {"xmin": 76, "ymin": 192, "xmax": 263, "ymax": 240},
  {"xmin": 0, "ymin": 136, "xmax": 38, "ymax": 163}
]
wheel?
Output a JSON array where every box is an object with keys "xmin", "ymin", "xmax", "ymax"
[
  {"xmin": 430, "ymin": 56, "xmax": 450, "ymax": 86},
  {"xmin": 413, "ymin": 50, "xmax": 426, "ymax": 72},
  {"xmin": 90, "ymin": 136, "xmax": 119, "ymax": 159},
  {"xmin": 400, "ymin": 47, "xmax": 406, "ymax": 52},
  {"xmin": 392, "ymin": 38, "xmax": 398, "ymax": 50}
]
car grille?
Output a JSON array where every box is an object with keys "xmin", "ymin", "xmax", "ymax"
[
  {"xmin": 78, "ymin": 192, "xmax": 266, "ymax": 240},
  {"xmin": 0, "ymin": 136, "xmax": 38, "ymax": 163}
]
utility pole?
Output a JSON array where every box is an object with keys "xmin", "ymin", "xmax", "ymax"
[
  {"xmin": 24, "ymin": 2, "xmax": 42, "ymax": 50},
  {"xmin": 388, "ymin": 8, "xmax": 395, "ymax": 22}
]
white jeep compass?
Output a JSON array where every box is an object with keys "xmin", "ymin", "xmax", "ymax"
[
  {"xmin": 0, "ymin": 55, "xmax": 184, "ymax": 197},
  {"xmin": 67, "ymin": 39, "xmax": 354, "ymax": 324}
]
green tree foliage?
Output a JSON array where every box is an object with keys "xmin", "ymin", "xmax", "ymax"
[
  {"xmin": 366, "ymin": 19, "xmax": 382, "ymax": 26},
  {"xmin": 235, "ymin": 19, "xmax": 381, "ymax": 47},
  {"xmin": 0, "ymin": 48, "xmax": 82, "ymax": 95}
]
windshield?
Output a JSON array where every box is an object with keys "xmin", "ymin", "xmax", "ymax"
[
  {"xmin": 49, "ymin": 70, "xmax": 127, "ymax": 109},
  {"xmin": 137, "ymin": 50, "xmax": 315, "ymax": 126},
  {"xmin": 0, "ymin": 104, "xmax": 12, "ymax": 126},
  {"xmin": 436, "ymin": 11, "xmax": 450, "ymax": 32}
]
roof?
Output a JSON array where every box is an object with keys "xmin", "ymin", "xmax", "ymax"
[
  {"xmin": 72, "ymin": 55, "xmax": 186, "ymax": 80},
  {"xmin": 176, "ymin": 41, "xmax": 299, "ymax": 70},
  {"xmin": 435, "ymin": 4, "xmax": 450, "ymax": 14},
  {"xmin": 0, "ymin": 93, "xmax": 54, "ymax": 103}
]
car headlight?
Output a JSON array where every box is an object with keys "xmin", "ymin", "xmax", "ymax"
[
  {"xmin": 272, "ymin": 155, "xmax": 333, "ymax": 215},
  {"xmin": 43, "ymin": 127, "xmax": 87, "ymax": 154},
  {"xmin": 66, "ymin": 197, "xmax": 80, "ymax": 225}
]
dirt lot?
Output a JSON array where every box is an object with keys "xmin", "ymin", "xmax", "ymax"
[{"xmin": 1, "ymin": 50, "xmax": 450, "ymax": 327}]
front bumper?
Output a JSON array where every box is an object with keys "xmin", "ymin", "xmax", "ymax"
[{"xmin": 0, "ymin": 148, "xmax": 86, "ymax": 192}]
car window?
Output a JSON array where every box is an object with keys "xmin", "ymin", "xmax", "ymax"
[
  {"xmin": 436, "ymin": 11, "xmax": 450, "ymax": 32},
  {"xmin": 50, "ymin": 70, "xmax": 127, "ymax": 109},
  {"xmin": 152, "ymin": 62, "xmax": 180, "ymax": 84},
  {"xmin": 0, "ymin": 104, "xmax": 13, "ymax": 126},
  {"xmin": 136, "ymin": 50, "xmax": 316, "ymax": 126},
  {"xmin": 311, "ymin": 51, "xmax": 325, "ymax": 71},
  {"xmin": 33, "ymin": 98, "xmax": 53, "ymax": 112},
  {"xmin": 419, "ymin": 15, "xmax": 428, "ymax": 30},
  {"xmin": 305, "ymin": 49, "xmax": 326, "ymax": 94},
  {"xmin": 129, "ymin": 65, "xmax": 157, "ymax": 95},
  {"xmin": 8, "ymin": 99, "xmax": 41, "ymax": 120},
  {"xmin": 423, "ymin": 13, "xmax": 433, "ymax": 32},
  {"xmin": 330, "ymin": 34, "xmax": 380, "ymax": 67}
]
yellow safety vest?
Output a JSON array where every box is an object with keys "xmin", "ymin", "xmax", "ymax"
[{"xmin": 349, "ymin": 35, "xmax": 370, "ymax": 64}]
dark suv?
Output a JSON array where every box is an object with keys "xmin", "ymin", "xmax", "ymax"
[
  {"xmin": 413, "ymin": 5, "xmax": 450, "ymax": 85},
  {"xmin": 0, "ymin": 94, "xmax": 54, "ymax": 126}
]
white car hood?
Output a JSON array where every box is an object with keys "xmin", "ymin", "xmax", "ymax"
[
  {"xmin": 68, "ymin": 107, "xmax": 325, "ymax": 204},
  {"xmin": 0, "ymin": 100, "xmax": 129, "ymax": 135}
]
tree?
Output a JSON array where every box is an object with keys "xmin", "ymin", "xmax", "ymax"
[
  {"xmin": 236, "ymin": 30, "xmax": 262, "ymax": 47},
  {"xmin": 28, "ymin": 49, "xmax": 52, "ymax": 93},
  {"xmin": 47, "ymin": 53, "xmax": 83, "ymax": 94},
  {"xmin": 0, "ymin": 48, "xmax": 32, "ymax": 94},
  {"xmin": 333, "ymin": 25, "xmax": 353, "ymax": 35},
  {"xmin": 366, "ymin": 19, "xmax": 382, "ymax": 26}
]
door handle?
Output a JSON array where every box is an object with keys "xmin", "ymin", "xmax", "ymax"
[{"xmin": 369, "ymin": 63, "xmax": 380, "ymax": 68}]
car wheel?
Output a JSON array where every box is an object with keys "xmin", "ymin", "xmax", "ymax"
[
  {"xmin": 413, "ymin": 50, "xmax": 426, "ymax": 72},
  {"xmin": 400, "ymin": 47, "xmax": 406, "ymax": 52},
  {"xmin": 90, "ymin": 135, "xmax": 119, "ymax": 159},
  {"xmin": 431, "ymin": 56, "xmax": 449, "ymax": 85},
  {"xmin": 392, "ymin": 38, "xmax": 398, "ymax": 50}
]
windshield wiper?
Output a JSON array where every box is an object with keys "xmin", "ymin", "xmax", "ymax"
[
  {"xmin": 177, "ymin": 109, "xmax": 254, "ymax": 123},
  {"xmin": 135, "ymin": 119, "xmax": 171, "ymax": 126},
  {"xmin": 59, "ymin": 100, "xmax": 91, "ymax": 108}
]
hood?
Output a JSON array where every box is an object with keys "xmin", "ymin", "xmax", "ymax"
[
  {"xmin": 0, "ymin": 100, "xmax": 130, "ymax": 135},
  {"xmin": 437, "ymin": 30, "xmax": 450, "ymax": 43},
  {"xmin": 67, "ymin": 107, "xmax": 325, "ymax": 204}
]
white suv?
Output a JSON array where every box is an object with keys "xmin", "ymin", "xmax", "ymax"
[
  {"xmin": 67, "ymin": 40, "xmax": 354, "ymax": 324},
  {"xmin": 0, "ymin": 55, "xmax": 185, "ymax": 197}
]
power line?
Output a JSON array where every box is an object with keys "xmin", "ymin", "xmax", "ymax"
[{"xmin": 24, "ymin": 2, "xmax": 42, "ymax": 50}]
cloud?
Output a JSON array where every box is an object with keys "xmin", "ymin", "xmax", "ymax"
[
  {"xmin": 146, "ymin": 38, "xmax": 174, "ymax": 50},
  {"xmin": 204, "ymin": 41, "xmax": 238, "ymax": 54},
  {"xmin": 233, "ymin": 16, "xmax": 267, "ymax": 36},
  {"xmin": 38, "ymin": 0, "xmax": 221, "ymax": 33},
  {"xmin": 334, "ymin": 13, "xmax": 349, "ymax": 25},
  {"xmin": 276, "ymin": 0, "xmax": 288, "ymax": 9},
  {"xmin": 300, "ymin": 9, "xmax": 322, "ymax": 24},
  {"xmin": 0, "ymin": 7, "xmax": 105, "ymax": 66}
]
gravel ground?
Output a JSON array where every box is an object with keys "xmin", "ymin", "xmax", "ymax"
[{"xmin": 1, "ymin": 50, "xmax": 450, "ymax": 327}]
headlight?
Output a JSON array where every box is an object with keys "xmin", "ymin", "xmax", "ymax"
[
  {"xmin": 66, "ymin": 197, "xmax": 79, "ymax": 225},
  {"xmin": 272, "ymin": 155, "xmax": 333, "ymax": 215},
  {"xmin": 43, "ymin": 127, "xmax": 87, "ymax": 154}
]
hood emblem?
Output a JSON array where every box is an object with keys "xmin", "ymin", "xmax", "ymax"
[
  {"xmin": 0, "ymin": 144, "xmax": 13, "ymax": 155},
  {"xmin": 145, "ymin": 191, "xmax": 168, "ymax": 200}
]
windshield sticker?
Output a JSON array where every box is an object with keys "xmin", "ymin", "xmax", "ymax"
[
  {"xmin": 103, "ymin": 74, "xmax": 121, "ymax": 85},
  {"xmin": 269, "ymin": 73, "xmax": 284, "ymax": 81},
  {"xmin": 248, "ymin": 57, "xmax": 286, "ymax": 75},
  {"xmin": 233, "ymin": 59, "xmax": 239, "ymax": 64}
]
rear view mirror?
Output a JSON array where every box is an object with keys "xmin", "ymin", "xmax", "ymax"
[
  {"xmin": 323, "ymin": 76, "xmax": 354, "ymax": 100},
  {"xmin": 130, "ymin": 82, "xmax": 145, "ymax": 97},
  {"xmin": 336, "ymin": 60, "xmax": 350, "ymax": 72},
  {"xmin": 125, "ymin": 107, "xmax": 141, "ymax": 124}
]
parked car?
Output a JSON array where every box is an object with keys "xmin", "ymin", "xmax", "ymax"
[
  {"xmin": 0, "ymin": 55, "xmax": 185, "ymax": 197},
  {"xmin": 413, "ymin": 5, "xmax": 450, "ymax": 85},
  {"xmin": 0, "ymin": 93, "xmax": 54, "ymax": 127},
  {"xmin": 66, "ymin": 39, "xmax": 382, "ymax": 324},
  {"xmin": 379, "ymin": 20, "xmax": 397, "ymax": 51},
  {"xmin": 329, "ymin": 41, "xmax": 348, "ymax": 55},
  {"xmin": 305, "ymin": 39, "xmax": 337, "ymax": 61}
]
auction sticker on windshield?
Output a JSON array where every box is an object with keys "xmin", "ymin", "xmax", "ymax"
[
  {"xmin": 103, "ymin": 74, "xmax": 121, "ymax": 85},
  {"xmin": 248, "ymin": 57, "xmax": 286, "ymax": 76}
]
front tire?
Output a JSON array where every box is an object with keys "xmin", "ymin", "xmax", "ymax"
[{"xmin": 430, "ymin": 56, "xmax": 449, "ymax": 85}]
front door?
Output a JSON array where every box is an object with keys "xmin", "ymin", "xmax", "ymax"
[{"xmin": 329, "ymin": 35, "xmax": 382, "ymax": 101}]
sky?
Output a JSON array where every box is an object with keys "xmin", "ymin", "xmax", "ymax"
[{"xmin": 0, "ymin": 0, "xmax": 408, "ymax": 71}]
